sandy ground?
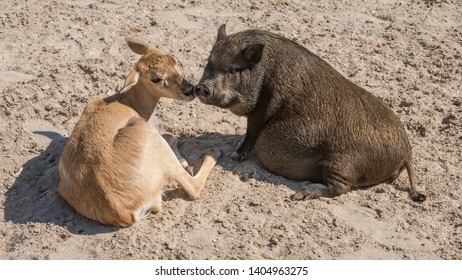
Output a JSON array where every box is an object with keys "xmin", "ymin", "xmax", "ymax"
[{"xmin": 0, "ymin": 0, "xmax": 461, "ymax": 260}]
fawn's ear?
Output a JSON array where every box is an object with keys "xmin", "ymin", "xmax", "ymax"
[
  {"xmin": 125, "ymin": 37, "xmax": 152, "ymax": 55},
  {"xmin": 125, "ymin": 37, "xmax": 166, "ymax": 56},
  {"xmin": 120, "ymin": 69, "xmax": 139, "ymax": 93}
]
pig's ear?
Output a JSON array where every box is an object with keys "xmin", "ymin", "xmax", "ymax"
[
  {"xmin": 242, "ymin": 44, "xmax": 265, "ymax": 66},
  {"xmin": 217, "ymin": 24, "xmax": 227, "ymax": 41}
]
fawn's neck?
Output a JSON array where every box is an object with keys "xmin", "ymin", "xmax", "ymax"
[{"xmin": 119, "ymin": 81, "xmax": 159, "ymax": 120}]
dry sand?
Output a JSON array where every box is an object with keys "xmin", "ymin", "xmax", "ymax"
[{"xmin": 0, "ymin": 0, "xmax": 461, "ymax": 259}]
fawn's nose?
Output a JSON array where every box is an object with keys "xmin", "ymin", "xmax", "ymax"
[{"xmin": 182, "ymin": 80, "xmax": 194, "ymax": 96}]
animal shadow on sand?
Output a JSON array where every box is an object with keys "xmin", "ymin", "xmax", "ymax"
[
  {"xmin": 4, "ymin": 131, "xmax": 119, "ymax": 235},
  {"xmin": 4, "ymin": 131, "xmax": 409, "ymax": 231},
  {"xmin": 174, "ymin": 132, "xmax": 317, "ymax": 196},
  {"xmin": 175, "ymin": 132, "xmax": 412, "ymax": 199}
]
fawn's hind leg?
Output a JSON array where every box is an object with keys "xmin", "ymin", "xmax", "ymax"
[
  {"xmin": 170, "ymin": 149, "xmax": 222, "ymax": 199},
  {"xmin": 163, "ymin": 133, "xmax": 194, "ymax": 175}
]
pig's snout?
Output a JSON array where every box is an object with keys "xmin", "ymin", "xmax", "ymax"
[{"xmin": 194, "ymin": 83, "xmax": 212, "ymax": 98}]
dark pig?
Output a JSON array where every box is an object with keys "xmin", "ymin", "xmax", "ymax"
[{"xmin": 195, "ymin": 24, "xmax": 426, "ymax": 202}]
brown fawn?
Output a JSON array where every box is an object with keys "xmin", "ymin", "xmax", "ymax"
[{"xmin": 58, "ymin": 38, "xmax": 221, "ymax": 226}]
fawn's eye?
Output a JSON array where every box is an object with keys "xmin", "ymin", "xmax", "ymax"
[{"xmin": 150, "ymin": 76, "xmax": 162, "ymax": 83}]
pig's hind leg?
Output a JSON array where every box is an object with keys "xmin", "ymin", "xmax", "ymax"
[
  {"xmin": 292, "ymin": 168, "xmax": 353, "ymax": 200},
  {"xmin": 292, "ymin": 182, "xmax": 352, "ymax": 200},
  {"xmin": 292, "ymin": 183, "xmax": 332, "ymax": 200}
]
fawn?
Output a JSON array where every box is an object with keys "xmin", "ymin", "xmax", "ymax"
[{"xmin": 58, "ymin": 38, "xmax": 221, "ymax": 226}]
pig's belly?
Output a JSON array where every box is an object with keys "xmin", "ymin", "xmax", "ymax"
[
  {"xmin": 254, "ymin": 139, "xmax": 324, "ymax": 182},
  {"xmin": 254, "ymin": 129, "xmax": 405, "ymax": 187}
]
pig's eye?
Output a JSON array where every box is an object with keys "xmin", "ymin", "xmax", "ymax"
[{"xmin": 227, "ymin": 68, "xmax": 240, "ymax": 75}]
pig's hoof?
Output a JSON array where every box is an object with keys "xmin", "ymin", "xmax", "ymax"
[
  {"xmin": 292, "ymin": 188, "xmax": 311, "ymax": 200},
  {"xmin": 292, "ymin": 188, "xmax": 314, "ymax": 200},
  {"xmin": 231, "ymin": 151, "xmax": 247, "ymax": 162},
  {"xmin": 292, "ymin": 192, "xmax": 306, "ymax": 200},
  {"xmin": 207, "ymin": 149, "xmax": 223, "ymax": 159},
  {"xmin": 292, "ymin": 188, "xmax": 319, "ymax": 200}
]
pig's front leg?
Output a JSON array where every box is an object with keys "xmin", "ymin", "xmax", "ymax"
[{"xmin": 231, "ymin": 113, "xmax": 265, "ymax": 162}]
